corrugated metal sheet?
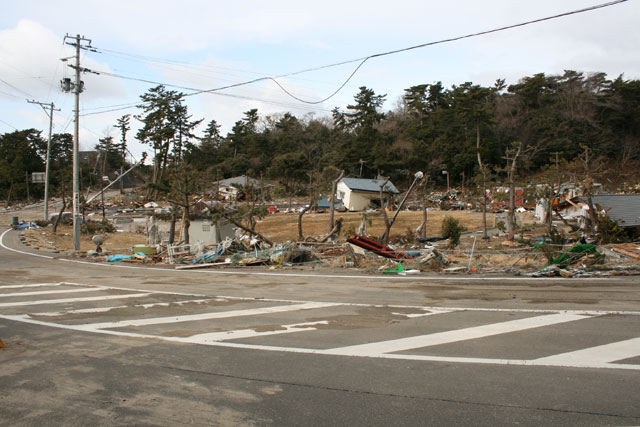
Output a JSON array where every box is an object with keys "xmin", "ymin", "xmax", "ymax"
[
  {"xmin": 592, "ymin": 194, "xmax": 640, "ymax": 227},
  {"xmin": 340, "ymin": 177, "xmax": 399, "ymax": 194}
]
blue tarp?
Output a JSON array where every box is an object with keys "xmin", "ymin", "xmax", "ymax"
[{"xmin": 107, "ymin": 254, "xmax": 133, "ymax": 262}]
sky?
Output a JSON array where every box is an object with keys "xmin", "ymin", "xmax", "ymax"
[{"xmin": 1, "ymin": 0, "xmax": 638, "ymax": 162}]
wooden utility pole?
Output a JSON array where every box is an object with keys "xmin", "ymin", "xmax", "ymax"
[
  {"xmin": 27, "ymin": 100, "xmax": 60, "ymax": 220},
  {"xmin": 62, "ymin": 33, "xmax": 94, "ymax": 251},
  {"xmin": 477, "ymin": 125, "xmax": 488, "ymax": 239}
]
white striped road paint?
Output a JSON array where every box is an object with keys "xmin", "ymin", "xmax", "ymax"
[
  {"xmin": 74, "ymin": 301, "xmax": 340, "ymax": 331},
  {"xmin": 0, "ymin": 293, "xmax": 152, "ymax": 308},
  {"xmin": 181, "ymin": 321, "xmax": 329, "ymax": 343},
  {"xmin": 2, "ymin": 313, "xmax": 638, "ymax": 371},
  {"xmin": 0, "ymin": 287, "xmax": 104, "ymax": 298},
  {"xmin": 30, "ymin": 305, "xmax": 130, "ymax": 316},
  {"xmin": 31, "ymin": 298, "xmax": 221, "ymax": 317},
  {"xmin": 391, "ymin": 309, "xmax": 453, "ymax": 318},
  {"xmin": 535, "ymin": 337, "xmax": 640, "ymax": 367},
  {"xmin": 324, "ymin": 313, "xmax": 590, "ymax": 356},
  {"xmin": 0, "ymin": 283, "xmax": 66, "ymax": 289},
  {"xmin": 0, "ymin": 229, "xmax": 54, "ymax": 259}
]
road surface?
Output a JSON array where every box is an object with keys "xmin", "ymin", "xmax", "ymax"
[{"xmin": 1, "ymin": 227, "xmax": 639, "ymax": 426}]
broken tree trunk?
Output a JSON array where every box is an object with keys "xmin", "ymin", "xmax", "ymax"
[
  {"xmin": 224, "ymin": 215, "xmax": 273, "ymax": 247},
  {"xmin": 506, "ymin": 141, "xmax": 522, "ymax": 241},
  {"xmin": 477, "ymin": 125, "xmax": 488, "ymax": 239},
  {"xmin": 328, "ymin": 169, "xmax": 344, "ymax": 233},
  {"xmin": 52, "ymin": 190, "xmax": 68, "ymax": 234},
  {"xmin": 379, "ymin": 177, "xmax": 391, "ymax": 244},
  {"xmin": 297, "ymin": 199, "xmax": 315, "ymax": 241}
]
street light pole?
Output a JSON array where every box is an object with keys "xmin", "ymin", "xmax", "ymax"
[{"xmin": 442, "ymin": 170, "xmax": 449, "ymax": 193}]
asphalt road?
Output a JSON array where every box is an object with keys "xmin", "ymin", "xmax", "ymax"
[{"xmin": 1, "ymin": 227, "xmax": 640, "ymax": 426}]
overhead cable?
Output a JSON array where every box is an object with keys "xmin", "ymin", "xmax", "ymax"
[{"xmin": 184, "ymin": 0, "xmax": 629, "ymax": 104}]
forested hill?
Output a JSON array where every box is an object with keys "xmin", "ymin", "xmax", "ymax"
[
  {"xmin": 2, "ymin": 70, "xmax": 639, "ymax": 202},
  {"xmin": 186, "ymin": 70, "xmax": 640, "ymax": 189}
]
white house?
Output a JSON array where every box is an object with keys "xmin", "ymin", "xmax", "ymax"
[
  {"xmin": 211, "ymin": 175, "xmax": 273, "ymax": 200},
  {"xmin": 336, "ymin": 177, "xmax": 400, "ymax": 211}
]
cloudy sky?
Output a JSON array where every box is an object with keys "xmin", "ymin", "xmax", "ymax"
[{"xmin": 1, "ymin": 0, "xmax": 638, "ymax": 160}]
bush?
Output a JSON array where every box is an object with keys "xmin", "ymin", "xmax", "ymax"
[
  {"xmin": 81, "ymin": 220, "xmax": 115, "ymax": 235},
  {"xmin": 34, "ymin": 219, "xmax": 50, "ymax": 228},
  {"xmin": 441, "ymin": 216, "xmax": 466, "ymax": 247}
]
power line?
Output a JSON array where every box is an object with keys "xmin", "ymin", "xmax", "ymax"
[
  {"xmin": 0, "ymin": 118, "xmax": 18, "ymax": 130},
  {"xmin": 0, "ymin": 77, "xmax": 37, "ymax": 100},
  {"xmin": 182, "ymin": 0, "xmax": 629, "ymax": 104}
]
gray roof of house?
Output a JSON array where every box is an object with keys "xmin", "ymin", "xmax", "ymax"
[
  {"xmin": 215, "ymin": 175, "xmax": 272, "ymax": 188},
  {"xmin": 591, "ymin": 194, "xmax": 640, "ymax": 227},
  {"xmin": 340, "ymin": 177, "xmax": 399, "ymax": 194}
]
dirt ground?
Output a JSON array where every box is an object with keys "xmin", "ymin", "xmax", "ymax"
[
  {"xmin": 20, "ymin": 225, "xmax": 146, "ymax": 254},
  {"xmin": 256, "ymin": 209, "xmax": 494, "ymax": 242},
  {"xmin": 14, "ymin": 208, "xmax": 494, "ymax": 255}
]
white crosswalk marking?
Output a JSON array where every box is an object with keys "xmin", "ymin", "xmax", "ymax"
[
  {"xmin": 1, "ymin": 282, "xmax": 639, "ymax": 371},
  {"xmin": 0, "ymin": 293, "xmax": 152, "ymax": 308},
  {"xmin": 326, "ymin": 313, "xmax": 590, "ymax": 356},
  {"xmin": 0, "ymin": 283, "xmax": 66, "ymax": 289},
  {"xmin": 0, "ymin": 287, "xmax": 103, "ymax": 298},
  {"xmin": 75, "ymin": 301, "xmax": 339, "ymax": 330},
  {"xmin": 182, "ymin": 321, "xmax": 329, "ymax": 343},
  {"xmin": 535, "ymin": 337, "xmax": 640, "ymax": 367}
]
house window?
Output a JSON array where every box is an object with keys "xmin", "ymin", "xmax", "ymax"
[
  {"xmin": 338, "ymin": 191, "xmax": 345, "ymax": 199},
  {"xmin": 202, "ymin": 224, "xmax": 210, "ymax": 232}
]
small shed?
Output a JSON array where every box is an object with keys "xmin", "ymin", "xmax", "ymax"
[
  {"xmin": 189, "ymin": 218, "xmax": 236, "ymax": 245},
  {"xmin": 336, "ymin": 177, "xmax": 399, "ymax": 211}
]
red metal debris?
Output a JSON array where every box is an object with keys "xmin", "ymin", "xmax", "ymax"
[{"xmin": 347, "ymin": 234, "xmax": 415, "ymax": 260}]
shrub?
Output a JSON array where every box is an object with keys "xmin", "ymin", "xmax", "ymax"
[
  {"xmin": 441, "ymin": 216, "xmax": 466, "ymax": 247},
  {"xmin": 82, "ymin": 220, "xmax": 115, "ymax": 235}
]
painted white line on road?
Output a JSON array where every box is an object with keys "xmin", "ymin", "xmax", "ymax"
[
  {"xmin": 0, "ymin": 229, "xmax": 54, "ymax": 259},
  {"xmin": 212, "ymin": 295, "xmax": 640, "ymax": 317},
  {"xmin": 0, "ymin": 283, "xmax": 66, "ymax": 289},
  {"xmin": 392, "ymin": 310, "xmax": 453, "ymax": 318},
  {"xmin": 182, "ymin": 321, "xmax": 329, "ymax": 343},
  {"xmin": 0, "ymin": 287, "xmax": 103, "ymax": 298},
  {"xmin": 76, "ymin": 302, "xmax": 341, "ymax": 330},
  {"xmin": 30, "ymin": 305, "xmax": 130, "ymax": 316},
  {"xmin": 32, "ymin": 298, "xmax": 222, "ymax": 317},
  {"xmin": 535, "ymin": 337, "xmax": 640, "ymax": 366},
  {"xmin": 2, "ymin": 313, "xmax": 638, "ymax": 371},
  {"xmin": 325, "ymin": 313, "xmax": 590, "ymax": 356},
  {"xmin": 0, "ymin": 293, "xmax": 152, "ymax": 308}
]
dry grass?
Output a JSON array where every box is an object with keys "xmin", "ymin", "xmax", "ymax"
[
  {"xmin": 17, "ymin": 209, "xmax": 495, "ymax": 253},
  {"xmin": 256, "ymin": 210, "xmax": 495, "ymax": 242}
]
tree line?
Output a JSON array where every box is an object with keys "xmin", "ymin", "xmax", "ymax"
[{"xmin": 2, "ymin": 69, "xmax": 639, "ymax": 206}]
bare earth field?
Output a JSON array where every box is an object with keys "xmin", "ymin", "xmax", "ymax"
[
  {"xmin": 255, "ymin": 209, "xmax": 494, "ymax": 242},
  {"xmin": 16, "ymin": 209, "xmax": 494, "ymax": 254}
]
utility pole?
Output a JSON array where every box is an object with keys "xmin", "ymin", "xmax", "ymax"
[
  {"xmin": 61, "ymin": 34, "xmax": 95, "ymax": 251},
  {"xmin": 27, "ymin": 100, "xmax": 60, "ymax": 221}
]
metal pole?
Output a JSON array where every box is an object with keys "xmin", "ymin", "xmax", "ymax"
[
  {"xmin": 44, "ymin": 102, "xmax": 54, "ymax": 221},
  {"xmin": 72, "ymin": 34, "xmax": 81, "ymax": 251}
]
